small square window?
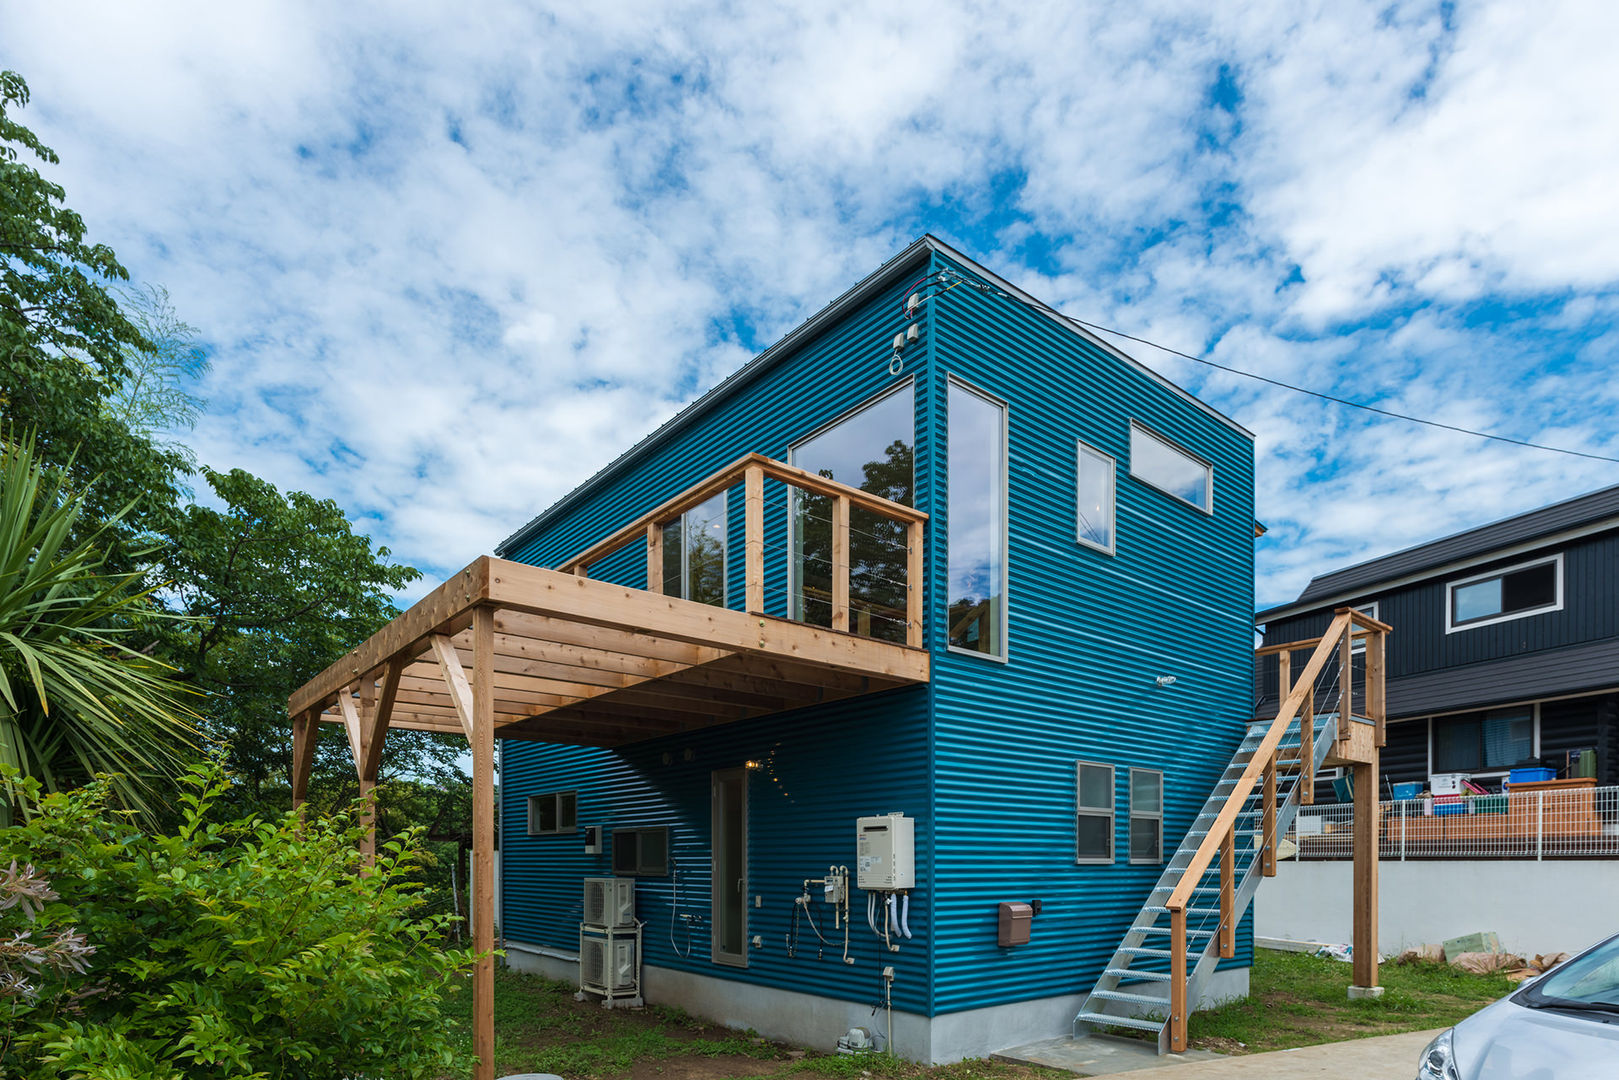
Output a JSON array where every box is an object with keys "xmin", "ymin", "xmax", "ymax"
[
  {"xmin": 611, "ymin": 826, "xmax": 670, "ymax": 876},
  {"xmin": 1129, "ymin": 423, "xmax": 1211, "ymax": 513},
  {"xmin": 1129, "ymin": 768, "xmax": 1163, "ymax": 864},
  {"xmin": 1076, "ymin": 443, "xmax": 1116, "ymax": 554},
  {"xmin": 527, "ymin": 791, "xmax": 577, "ymax": 836},
  {"xmin": 1075, "ymin": 761, "xmax": 1114, "ymax": 864}
]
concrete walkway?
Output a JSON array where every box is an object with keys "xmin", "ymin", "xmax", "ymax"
[{"xmin": 996, "ymin": 1029, "xmax": 1440, "ymax": 1078}]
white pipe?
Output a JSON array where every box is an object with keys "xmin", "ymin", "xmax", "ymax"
[
  {"xmin": 899, "ymin": 892, "xmax": 912, "ymax": 939},
  {"xmin": 887, "ymin": 893, "xmax": 900, "ymax": 936},
  {"xmin": 867, "ymin": 892, "xmax": 878, "ymax": 937}
]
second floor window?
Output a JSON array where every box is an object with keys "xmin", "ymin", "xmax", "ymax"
[
  {"xmin": 1130, "ymin": 422, "xmax": 1212, "ymax": 514},
  {"xmin": 947, "ymin": 378, "xmax": 1007, "ymax": 659},
  {"xmin": 1446, "ymin": 554, "xmax": 1561, "ymax": 632}
]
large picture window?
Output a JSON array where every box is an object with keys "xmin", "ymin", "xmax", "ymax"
[
  {"xmin": 663, "ymin": 491, "xmax": 728, "ymax": 606},
  {"xmin": 1129, "ymin": 423, "xmax": 1211, "ymax": 513},
  {"xmin": 1446, "ymin": 555, "xmax": 1561, "ymax": 632},
  {"xmin": 1432, "ymin": 708, "xmax": 1535, "ymax": 774},
  {"xmin": 947, "ymin": 379, "xmax": 1007, "ymax": 659},
  {"xmin": 1076, "ymin": 442, "xmax": 1116, "ymax": 554},
  {"xmin": 1075, "ymin": 761, "xmax": 1114, "ymax": 864},
  {"xmin": 790, "ymin": 383, "xmax": 914, "ymax": 641}
]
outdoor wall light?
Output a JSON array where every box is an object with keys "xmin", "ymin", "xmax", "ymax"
[{"xmin": 1155, "ymin": 675, "xmax": 1178, "ymax": 687}]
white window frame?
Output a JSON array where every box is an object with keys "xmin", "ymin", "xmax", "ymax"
[
  {"xmin": 1075, "ymin": 441, "xmax": 1117, "ymax": 556},
  {"xmin": 665, "ymin": 492, "xmax": 728, "ymax": 606},
  {"xmin": 527, "ymin": 791, "xmax": 577, "ymax": 836},
  {"xmin": 1444, "ymin": 553, "xmax": 1563, "ymax": 634},
  {"xmin": 945, "ymin": 375, "xmax": 1010, "ymax": 663},
  {"xmin": 1128, "ymin": 768, "xmax": 1164, "ymax": 865},
  {"xmin": 1075, "ymin": 761, "xmax": 1115, "ymax": 865},
  {"xmin": 1128, "ymin": 421, "xmax": 1213, "ymax": 515}
]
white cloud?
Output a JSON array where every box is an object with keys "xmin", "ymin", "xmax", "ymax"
[{"xmin": 3, "ymin": 0, "xmax": 1616, "ymax": 614}]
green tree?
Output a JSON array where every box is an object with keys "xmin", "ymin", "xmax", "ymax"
[
  {"xmin": 0, "ymin": 436, "xmax": 196, "ymax": 824},
  {"xmin": 0, "ymin": 764, "xmax": 477, "ymax": 1078},
  {"xmin": 0, "ymin": 71, "xmax": 186, "ymax": 561}
]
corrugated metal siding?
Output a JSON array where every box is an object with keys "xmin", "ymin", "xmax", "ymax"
[
  {"xmin": 501, "ymin": 688, "xmax": 933, "ymax": 1011},
  {"xmin": 923, "ymin": 252, "xmax": 1256, "ymax": 1014}
]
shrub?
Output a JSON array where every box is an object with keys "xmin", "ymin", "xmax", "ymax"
[{"xmin": 0, "ymin": 765, "xmax": 477, "ymax": 1078}]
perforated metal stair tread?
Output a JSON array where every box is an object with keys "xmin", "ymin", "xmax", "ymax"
[
  {"xmin": 1104, "ymin": 968, "xmax": 1171, "ymax": 981},
  {"xmin": 1074, "ymin": 1012, "xmax": 1166, "ymax": 1034},
  {"xmin": 1117, "ymin": 946, "xmax": 1174, "ymax": 959},
  {"xmin": 1089, "ymin": 988, "xmax": 1172, "ymax": 1007}
]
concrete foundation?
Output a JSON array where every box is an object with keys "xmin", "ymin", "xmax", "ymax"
[
  {"xmin": 1347, "ymin": 985, "xmax": 1385, "ymax": 1000},
  {"xmin": 502, "ymin": 939, "xmax": 1249, "ymax": 1064}
]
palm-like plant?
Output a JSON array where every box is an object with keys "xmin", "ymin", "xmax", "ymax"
[{"xmin": 0, "ymin": 435, "xmax": 196, "ymax": 824}]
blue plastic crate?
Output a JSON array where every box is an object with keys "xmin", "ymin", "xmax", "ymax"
[
  {"xmin": 1391, "ymin": 782, "xmax": 1422, "ymax": 800},
  {"xmin": 1433, "ymin": 800, "xmax": 1468, "ymax": 817},
  {"xmin": 1509, "ymin": 767, "xmax": 1556, "ymax": 784}
]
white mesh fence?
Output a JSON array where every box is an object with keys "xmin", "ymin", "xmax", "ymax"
[{"xmin": 1285, "ymin": 784, "xmax": 1619, "ymax": 860}]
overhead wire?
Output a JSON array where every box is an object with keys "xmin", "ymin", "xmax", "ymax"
[{"xmin": 906, "ymin": 270, "xmax": 1619, "ymax": 466}]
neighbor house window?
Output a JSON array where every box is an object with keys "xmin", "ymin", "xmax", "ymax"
[
  {"xmin": 947, "ymin": 378, "xmax": 1008, "ymax": 659},
  {"xmin": 1075, "ymin": 761, "xmax": 1115, "ymax": 864},
  {"xmin": 611, "ymin": 826, "xmax": 670, "ymax": 876},
  {"xmin": 1076, "ymin": 443, "xmax": 1116, "ymax": 554},
  {"xmin": 1446, "ymin": 554, "xmax": 1562, "ymax": 632},
  {"xmin": 1129, "ymin": 769, "xmax": 1163, "ymax": 864},
  {"xmin": 1129, "ymin": 423, "xmax": 1211, "ymax": 513},
  {"xmin": 1432, "ymin": 708, "xmax": 1536, "ymax": 775},
  {"xmin": 790, "ymin": 382, "xmax": 914, "ymax": 641},
  {"xmin": 528, "ymin": 791, "xmax": 577, "ymax": 835},
  {"xmin": 663, "ymin": 491, "xmax": 728, "ymax": 606},
  {"xmin": 1350, "ymin": 601, "xmax": 1379, "ymax": 655}
]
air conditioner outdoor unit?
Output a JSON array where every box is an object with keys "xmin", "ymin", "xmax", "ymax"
[
  {"xmin": 583, "ymin": 877, "xmax": 635, "ymax": 928},
  {"xmin": 580, "ymin": 935, "xmax": 638, "ymax": 994}
]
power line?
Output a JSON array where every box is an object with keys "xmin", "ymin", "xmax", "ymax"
[{"xmin": 917, "ymin": 272, "xmax": 1619, "ymax": 466}]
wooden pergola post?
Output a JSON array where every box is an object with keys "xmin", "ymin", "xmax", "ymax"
[{"xmin": 471, "ymin": 605, "xmax": 497, "ymax": 1080}]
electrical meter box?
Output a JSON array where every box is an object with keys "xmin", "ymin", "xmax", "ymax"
[{"xmin": 856, "ymin": 813, "xmax": 915, "ymax": 890}]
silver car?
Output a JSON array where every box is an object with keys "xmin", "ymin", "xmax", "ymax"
[{"xmin": 1418, "ymin": 933, "xmax": 1619, "ymax": 1079}]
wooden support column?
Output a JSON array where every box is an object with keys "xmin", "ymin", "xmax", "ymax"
[
  {"xmin": 357, "ymin": 676, "xmax": 377, "ymax": 864},
  {"xmin": 646, "ymin": 522, "xmax": 663, "ymax": 594},
  {"xmin": 831, "ymin": 494, "xmax": 850, "ymax": 632},
  {"xmin": 1337, "ymin": 622, "xmax": 1354, "ymax": 750},
  {"xmin": 744, "ymin": 465, "xmax": 764, "ymax": 614},
  {"xmin": 1218, "ymin": 827, "xmax": 1235, "ymax": 958},
  {"xmin": 471, "ymin": 605, "xmax": 497, "ymax": 1080},
  {"xmin": 1261, "ymin": 753, "xmax": 1278, "ymax": 877},
  {"xmin": 1169, "ymin": 906, "xmax": 1188, "ymax": 1053},
  {"xmin": 291, "ymin": 710, "xmax": 318, "ymax": 807},
  {"xmin": 1301, "ymin": 684, "xmax": 1316, "ymax": 806},
  {"xmin": 905, "ymin": 519, "xmax": 924, "ymax": 648},
  {"xmin": 1350, "ymin": 754, "xmax": 1381, "ymax": 996}
]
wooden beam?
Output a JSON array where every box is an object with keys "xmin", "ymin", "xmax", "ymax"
[
  {"xmin": 906, "ymin": 519, "xmax": 924, "ymax": 648},
  {"xmin": 471, "ymin": 606, "xmax": 496, "ymax": 1080},
  {"xmin": 744, "ymin": 464, "xmax": 764, "ymax": 614},
  {"xmin": 1338, "ymin": 621, "xmax": 1353, "ymax": 745},
  {"xmin": 431, "ymin": 633, "xmax": 476, "ymax": 742},
  {"xmin": 289, "ymin": 558, "xmax": 487, "ymax": 716},
  {"xmin": 1218, "ymin": 826, "xmax": 1235, "ymax": 958},
  {"xmin": 291, "ymin": 711, "xmax": 317, "ymax": 806},
  {"xmin": 363, "ymin": 658, "xmax": 403, "ymax": 781},
  {"xmin": 831, "ymin": 494, "xmax": 850, "ymax": 632},
  {"xmin": 1169, "ymin": 907, "xmax": 1188, "ymax": 1053},
  {"xmin": 357, "ymin": 676, "xmax": 377, "ymax": 864},
  {"xmin": 1351, "ymin": 757, "xmax": 1380, "ymax": 992},
  {"xmin": 646, "ymin": 521, "xmax": 663, "ymax": 594},
  {"xmin": 337, "ymin": 688, "xmax": 364, "ymax": 779},
  {"xmin": 492, "ymin": 610, "xmax": 730, "ymax": 668},
  {"xmin": 1262, "ymin": 754, "xmax": 1277, "ymax": 877},
  {"xmin": 1301, "ymin": 684, "xmax": 1315, "ymax": 806},
  {"xmin": 1368, "ymin": 628, "xmax": 1387, "ymax": 749}
]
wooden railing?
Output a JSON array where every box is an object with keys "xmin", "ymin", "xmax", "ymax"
[
  {"xmin": 556, "ymin": 452, "xmax": 927, "ymax": 648},
  {"xmin": 1164, "ymin": 606, "xmax": 1390, "ymax": 1051}
]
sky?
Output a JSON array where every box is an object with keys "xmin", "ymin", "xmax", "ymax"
[{"xmin": 6, "ymin": 1, "xmax": 1619, "ymax": 612}]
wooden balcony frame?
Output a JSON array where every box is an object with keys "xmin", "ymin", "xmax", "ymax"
[{"xmin": 286, "ymin": 454, "xmax": 928, "ymax": 1080}]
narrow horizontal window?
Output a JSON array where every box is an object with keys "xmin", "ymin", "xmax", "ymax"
[
  {"xmin": 1075, "ymin": 761, "xmax": 1114, "ymax": 864},
  {"xmin": 1076, "ymin": 443, "xmax": 1116, "ymax": 554},
  {"xmin": 528, "ymin": 791, "xmax": 578, "ymax": 836},
  {"xmin": 611, "ymin": 826, "xmax": 670, "ymax": 876},
  {"xmin": 1446, "ymin": 555, "xmax": 1561, "ymax": 631},
  {"xmin": 1129, "ymin": 768, "xmax": 1163, "ymax": 865},
  {"xmin": 1129, "ymin": 423, "xmax": 1211, "ymax": 513}
]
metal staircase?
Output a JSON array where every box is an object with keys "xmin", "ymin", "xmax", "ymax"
[
  {"xmin": 1073, "ymin": 607, "xmax": 1387, "ymax": 1056},
  {"xmin": 1072, "ymin": 708, "xmax": 1339, "ymax": 1054}
]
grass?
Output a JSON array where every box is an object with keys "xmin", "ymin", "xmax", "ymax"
[
  {"xmin": 440, "ymin": 949, "xmax": 1512, "ymax": 1076},
  {"xmin": 1186, "ymin": 947, "xmax": 1516, "ymax": 1054}
]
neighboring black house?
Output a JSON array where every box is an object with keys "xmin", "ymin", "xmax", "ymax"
[{"xmin": 1254, "ymin": 483, "xmax": 1619, "ymax": 800}]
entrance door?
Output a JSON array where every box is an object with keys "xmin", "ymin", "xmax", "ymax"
[{"xmin": 711, "ymin": 768, "xmax": 747, "ymax": 966}]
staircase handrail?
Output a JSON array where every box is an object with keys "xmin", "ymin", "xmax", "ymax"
[{"xmin": 1165, "ymin": 610, "xmax": 1353, "ymax": 915}]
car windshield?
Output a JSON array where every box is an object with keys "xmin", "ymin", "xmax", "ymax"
[{"xmin": 1521, "ymin": 936, "xmax": 1619, "ymax": 1010}]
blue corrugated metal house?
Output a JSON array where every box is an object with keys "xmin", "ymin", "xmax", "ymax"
[{"xmin": 491, "ymin": 235, "xmax": 1259, "ymax": 1061}]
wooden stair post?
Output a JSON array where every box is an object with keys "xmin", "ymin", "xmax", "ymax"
[
  {"xmin": 1218, "ymin": 827, "xmax": 1235, "ymax": 958},
  {"xmin": 1170, "ymin": 906, "xmax": 1188, "ymax": 1052}
]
